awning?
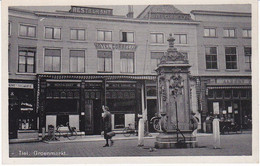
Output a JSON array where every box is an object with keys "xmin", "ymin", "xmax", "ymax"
[
  {"xmin": 37, "ymin": 74, "xmax": 157, "ymax": 81},
  {"xmin": 207, "ymin": 86, "xmax": 251, "ymax": 90}
]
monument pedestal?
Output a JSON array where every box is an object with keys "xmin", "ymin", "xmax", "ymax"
[{"xmin": 155, "ymin": 130, "xmax": 197, "ymax": 148}]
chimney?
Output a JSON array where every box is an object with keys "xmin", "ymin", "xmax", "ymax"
[{"xmin": 127, "ymin": 5, "xmax": 134, "ymax": 18}]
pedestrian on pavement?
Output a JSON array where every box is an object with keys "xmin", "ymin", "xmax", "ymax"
[{"xmin": 102, "ymin": 105, "xmax": 114, "ymax": 147}]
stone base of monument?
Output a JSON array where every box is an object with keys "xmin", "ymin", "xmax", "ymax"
[{"xmin": 154, "ymin": 130, "xmax": 198, "ymax": 149}]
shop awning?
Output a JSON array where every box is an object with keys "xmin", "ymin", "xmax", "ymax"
[
  {"xmin": 207, "ymin": 86, "xmax": 251, "ymax": 90},
  {"xmin": 37, "ymin": 74, "xmax": 157, "ymax": 81}
]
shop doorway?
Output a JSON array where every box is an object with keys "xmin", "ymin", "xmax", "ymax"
[
  {"xmin": 9, "ymin": 100, "xmax": 19, "ymax": 139},
  {"xmin": 147, "ymin": 99, "xmax": 157, "ymax": 132}
]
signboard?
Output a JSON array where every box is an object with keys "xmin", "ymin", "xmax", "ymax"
[
  {"xmin": 94, "ymin": 43, "xmax": 137, "ymax": 51},
  {"xmin": 70, "ymin": 6, "xmax": 113, "ymax": 15},
  {"xmin": 228, "ymin": 106, "xmax": 232, "ymax": 113},
  {"xmin": 213, "ymin": 102, "xmax": 219, "ymax": 114},
  {"xmin": 149, "ymin": 13, "xmax": 191, "ymax": 20},
  {"xmin": 208, "ymin": 78, "xmax": 251, "ymax": 85},
  {"xmin": 9, "ymin": 83, "xmax": 34, "ymax": 89}
]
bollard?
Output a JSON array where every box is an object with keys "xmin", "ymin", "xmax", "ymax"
[
  {"xmin": 213, "ymin": 118, "xmax": 221, "ymax": 149},
  {"xmin": 138, "ymin": 118, "xmax": 145, "ymax": 146}
]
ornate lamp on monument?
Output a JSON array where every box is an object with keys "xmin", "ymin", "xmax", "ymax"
[{"xmin": 155, "ymin": 34, "xmax": 197, "ymax": 148}]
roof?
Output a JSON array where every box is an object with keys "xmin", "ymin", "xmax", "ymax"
[{"xmin": 190, "ymin": 10, "xmax": 251, "ymax": 17}]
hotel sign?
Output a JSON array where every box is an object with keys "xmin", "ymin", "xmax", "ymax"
[
  {"xmin": 9, "ymin": 83, "xmax": 34, "ymax": 89},
  {"xmin": 94, "ymin": 43, "xmax": 137, "ymax": 51},
  {"xmin": 70, "ymin": 6, "xmax": 113, "ymax": 16}
]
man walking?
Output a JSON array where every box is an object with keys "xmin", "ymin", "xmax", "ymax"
[{"xmin": 102, "ymin": 105, "xmax": 114, "ymax": 147}]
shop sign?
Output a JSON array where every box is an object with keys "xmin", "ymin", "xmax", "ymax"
[
  {"xmin": 208, "ymin": 78, "xmax": 251, "ymax": 85},
  {"xmin": 9, "ymin": 83, "xmax": 34, "ymax": 89},
  {"xmin": 94, "ymin": 43, "xmax": 137, "ymax": 51},
  {"xmin": 47, "ymin": 82, "xmax": 80, "ymax": 88},
  {"xmin": 70, "ymin": 6, "xmax": 113, "ymax": 16},
  {"xmin": 149, "ymin": 13, "xmax": 191, "ymax": 20}
]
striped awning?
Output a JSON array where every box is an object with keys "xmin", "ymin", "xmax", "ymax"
[
  {"xmin": 207, "ymin": 86, "xmax": 251, "ymax": 90},
  {"xmin": 37, "ymin": 74, "xmax": 157, "ymax": 81}
]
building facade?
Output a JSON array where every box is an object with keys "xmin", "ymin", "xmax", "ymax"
[{"xmin": 8, "ymin": 5, "xmax": 251, "ymax": 138}]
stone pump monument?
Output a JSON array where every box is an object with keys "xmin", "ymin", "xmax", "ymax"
[{"xmin": 155, "ymin": 34, "xmax": 197, "ymax": 148}]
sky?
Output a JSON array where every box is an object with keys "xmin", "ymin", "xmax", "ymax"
[{"xmin": 14, "ymin": 5, "xmax": 251, "ymax": 18}]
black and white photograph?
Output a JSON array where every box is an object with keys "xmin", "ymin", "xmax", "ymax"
[{"xmin": 2, "ymin": 0, "xmax": 259, "ymax": 164}]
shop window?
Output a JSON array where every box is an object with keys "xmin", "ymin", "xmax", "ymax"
[
  {"xmin": 147, "ymin": 86, "xmax": 157, "ymax": 97},
  {"xmin": 18, "ymin": 47, "xmax": 36, "ymax": 73},
  {"xmin": 224, "ymin": 28, "xmax": 235, "ymax": 37},
  {"xmin": 215, "ymin": 90, "xmax": 223, "ymax": 99},
  {"xmin": 19, "ymin": 24, "xmax": 36, "ymax": 38},
  {"xmin": 57, "ymin": 115, "xmax": 69, "ymax": 126},
  {"xmin": 204, "ymin": 28, "xmax": 216, "ymax": 37},
  {"xmin": 207, "ymin": 89, "xmax": 214, "ymax": 99},
  {"xmin": 71, "ymin": 29, "xmax": 85, "ymax": 40},
  {"xmin": 224, "ymin": 90, "xmax": 232, "ymax": 99},
  {"xmin": 120, "ymin": 31, "xmax": 134, "ymax": 43},
  {"xmin": 45, "ymin": 99, "xmax": 79, "ymax": 114},
  {"xmin": 205, "ymin": 47, "xmax": 218, "ymax": 69},
  {"xmin": 244, "ymin": 47, "xmax": 251, "ymax": 71},
  {"xmin": 240, "ymin": 89, "xmax": 247, "ymax": 98},
  {"xmin": 150, "ymin": 52, "xmax": 164, "ymax": 72},
  {"xmin": 174, "ymin": 34, "xmax": 187, "ymax": 44},
  {"xmin": 114, "ymin": 114, "xmax": 125, "ymax": 128},
  {"xmin": 225, "ymin": 47, "xmax": 237, "ymax": 69},
  {"xmin": 120, "ymin": 52, "xmax": 134, "ymax": 73},
  {"xmin": 97, "ymin": 51, "xmax": 112, "ymax": 72},
  {"xmin": 70, "ymin": 50, "xmax": 85, "ymax": 73},
  {"xmin": 233, "ymin": 90, "xmax": 240, "ymax": 98},
  {"xmin": 44, "ymin": 49, "xmax": 61, "ymax": 72},
  {"xmin": 97, "ymin": 30, "xmax": 112, "ymax": 41},
  {"xmin": 150, "ymin": 33, "xmax": 164, "ymax": 44},
  {"xmin": 248, "ymin": 89, "xmax": 252, "ymax": 98},
  {"xmin": 243, "ymin": 29, "xmax": 251, "ymax": 38},
  {"xmin": 45, "ymin": 27, "xmax": 61, "ymax": 40}
]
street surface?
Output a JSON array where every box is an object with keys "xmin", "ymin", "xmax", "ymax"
[{"xmin": 9, "ymin": 132, "xmax": 252, "ymax": 157}]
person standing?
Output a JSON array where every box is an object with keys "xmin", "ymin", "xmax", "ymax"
[{"xmin": 102, "ymin": 105, "xmax": 113, "ymax": 147}]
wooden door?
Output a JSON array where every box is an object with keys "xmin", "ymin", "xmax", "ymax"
[{"xmin": 84, "ymin": 100, "xmax": 94, "ymax": 134}]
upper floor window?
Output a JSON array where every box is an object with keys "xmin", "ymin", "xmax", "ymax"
[
  {"xmin": 97, "ymin": 30, "xmax": 112, "ymax": 41},
  {"xmin": 70, "ymin": 50, "xmax": 85, "ymax": 73},
  {"xmin": 44, "ymin": 49, "xmax": 61, "ymax": 72},
  {"xmin": 18, "ymin": 47, "xmax": 36, "ymax": 73},
  {"xmin": 150, "ymin": 33, "xmax": 164, "ymax": 44},
  {"xmin": 204, "ymin": 28, "xmax": 216, "ymax": 37},
  {"xmin": 224, "ymin": 29, "xmax": 235, "ymax": 38},
  {"xmin": 225, "ymin": 47, "xmax": 237, "ymax": 69},
  {"xmin": 71, "ymin": 29, "xmax": 85, "ymax": 40},
  {"xmin": 120, "ymin": 31, "xmax": 134, "ymax": 43},
  {"xmin": 45, "ymin": 27, "xmax": 61, "ymax": 40},
  {"xmin": 150, "ymin": 52, "xmax": 164, "ymax": 72},
  {"xmin": 19, "ymin": 24, "xmax": 36, "ymax": 38},
  {"xmin": 174, "ymin": 34, "xmax": 187, "ymax": 44},
  {"xmin": 120, "ymin": 52, "xmax": 134, "ymax": 73},
  {"xmin": 244, "ymin": 47, "xmax": 252, "ymax": 71},
  {"xmin": 205, "ymin": 47, "xmax": 218, "ymax": 69},
  {"xmin": 243, "ymin": 29, "xmax": 251, "ymax": 38},
  {"xmin": 97, "ymin": 51, "xmax": 112, "ymax": 72}
]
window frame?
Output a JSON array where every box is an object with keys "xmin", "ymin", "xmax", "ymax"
[
  {"xmin": 18, "ymin": 47, "xmax": 36, "ymax": 73},
  {"xmin": 204, "ymin": 28, "xmax": 216, "ymax": 37},
  {"xmin": 97, "ymin": 50, "xmax": 113, "ymax": 73},
  {"xmin": 70, "ymin": 29, "xmax": 86, "ymax": 41},
  {"xmin": 120, "ymin": 51, "xmax": 135, "ymax": 73},
  {"xmin": 44, "ymin": 48, "xmax": 61, "ymax": 72},
  {"xmin": 120, "ymin": 31, "xmax": 135, "ymax": 43},
  {"xmin": 97, "ymin": 30, "xmax": 112, "ymax": 42},
  {"xmin": 150, "ymin": 52, "xmax": 164, "ymax": 72},
  {"xmin": 45, "ymin": 26, "xmax": 61, "ymax": 40},
  {"xmin": 69, "ymin": 50, "xmax": 85, "ymax": 73},
  {"xmin": 244, "ymin": 47, "xmax": 252, "ymax": 71},
  {"xmin": 205, "ymin": 46, "xmax": 218, "ymax": 70},
  {"xmin": 225, "ymin": 46, "xmax": 238, "ymax": 70},
  {"xmin": 223, "ymin": 28, "xmax": 236, "ymax": 38},
  {"xmin": 150, "ymin": 32, "xmax": 164, "ymax": 44},
  {"xmin": 242, "ymin": 29, "xmax": 251, "ymax": 38},
  {"xmin": 19, "ymin": 24, "xmax": 36, "ymax": 38},
  {"xmin": 174, "ymin": 34, "xmax": 187, "ymax": 44}
]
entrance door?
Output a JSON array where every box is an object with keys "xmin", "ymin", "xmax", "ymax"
[
  {"xmin": 9, "ymin": 100, "xmax": 19, "ymax": 139},
  {"xmin": 93, "ymin": 100, "xmax": 102, "ymax": 134},
  {"xmin": 84, "ymin": 100, "xmax": 93, "ymax": 134},
  {"xmin": 147, "ymin": 99, "xmax": 157, "ymax": 132}
]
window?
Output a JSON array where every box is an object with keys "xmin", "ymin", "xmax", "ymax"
[
  {"xmin": 151, "ymin": 52, "xmax": 164, "ymax": 72},
  {"xmin": 120, "ymin": 52, "xmax": 134, "ymax": 73},
  {"xmin": 114, "ymin": 114, "xmax": 125, "ymax": 128},
  {"xmin": 97, "ymin": 51, "xmax": 112, "ymax": 72},
  {"xmin": 243, "ymin": 29, "xmax": 251, "ymax": 38},
  {"xmin": 204, "ymin": 28, "xmax": 216, "ymax": 37},
  {"xmin": 70, "ymin": 50, "xmax": 85, "ymax": 73},
  {"xmin": 44, "ymin": 49, "xmax": 61, "ymax": 72},
  {"xmin": 45, "ymin": 27, "xmax": 61, "ymax": 39},
  {"xmin": 150, "ymin": 33, "xmax": 164, "ymax": 43},
  {"xmin": 205, "ymin": 47, "xmax": 218, "ymax": 69},
  {"xmin": 97, "ymin": 30, "xmax": 112, "ymax": 41},
  {"xmin": 121, "ymin": 32, "xmax": 134, "ymax": 42},
  {"xmin": 174, "ymin": 34, "xmax": 187, "ymax": 44},
  {"xmin": 19, "ymin": 24, "xmax": 36, "ymax": 37},
  {"xmin": 224, "ymin": 29, "xmax": 235, "ymax": 37},
  {"xmin": 71, "ymin": 29, "xmax": 85, "ymax": 40},
  {"xmin": 244, "ymin": 47, "xmax": 251, "ymax": 71},
  {"xmin": 18, "ymin": 47, "xmax": 36, "ymax": 73},
  {"xmin": 225, "ymin": 47, "xmax": 237, "ymax": 69}
]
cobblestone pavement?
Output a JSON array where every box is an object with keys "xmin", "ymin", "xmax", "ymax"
[{"xmin": 9, "ymin": 132, "xmax": 252, "ymax": 157}]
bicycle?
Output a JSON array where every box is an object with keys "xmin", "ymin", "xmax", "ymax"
[
  {"xmin": 123, "ymin": 123, "xmax": 137, "ymax": 137},
  {"xmin": 221, "ymin": 122, "xmax": 242, "ymax": 135},
  {"xmin": 56, "ymin": 122, "xmax": 78, "ymax": 140}
]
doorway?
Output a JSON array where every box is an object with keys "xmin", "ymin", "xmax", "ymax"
[{"xmin": 147, "ymin": 99, "xmax": 157, "ymax": 132}]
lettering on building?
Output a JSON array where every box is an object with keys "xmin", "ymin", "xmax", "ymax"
[
  {"xmin": 9, "ymin": 83, "xmax": 34, "ymax": 89},
  {"xmin": 94, "ymin": 43, "xmax": 137, "ymax": 51},
  {"xmin": 70, "ymin": 6, "xmax": 113, "ymax": 16},
  {"xmin": 208, "ymin": 78, "xmax": 251, "ymax": 85}
]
